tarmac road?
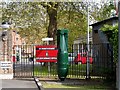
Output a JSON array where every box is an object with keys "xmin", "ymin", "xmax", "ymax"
[{"xmin": 1, "ymin": 79, "xmax": 39, "ymax": 90}]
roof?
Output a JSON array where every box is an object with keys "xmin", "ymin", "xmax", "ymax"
[{"xmin": 90, "ymin": 16, "xmax": 118, "ymax": 26}]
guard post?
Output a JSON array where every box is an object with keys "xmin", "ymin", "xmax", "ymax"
[{"xmin": 57, "ymin": 29, "xmax": 68, "ymax": 81}]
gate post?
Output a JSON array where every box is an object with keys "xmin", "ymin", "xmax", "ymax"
[
  {"xmin": 33, "ymin": 44, "xmax": 35, "ymax": 78},
  {"xmin": 57, "ymin": 29, "xmax": 68, "ymax": 81},
  {"xmin": 0, "ymin": 22, "xmax": 13, "ymax": 79},
  {"xmin": 118, "ymin": 1, "xmax": 120, "ymax": 90}
]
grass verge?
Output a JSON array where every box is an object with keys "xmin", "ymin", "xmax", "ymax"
[
  {"xmin": 41, "ymin": 83, "xmax": 113, "ymax": 90},
  {"xmin": 39, "ymin": 78, "xmax": 115, "ymax": 90}
]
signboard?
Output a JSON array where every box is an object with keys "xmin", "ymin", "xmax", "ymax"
[
  {"xmin": 0, "ymin": 61, "xmax": 12, "ymax": 69},
  {"xmin": 36, "ymin": 45, "xmax": 58, "ymax": 62},
  {"xmin": 42, "ymin": 38, "xmax": 53, "ymax": 41}
]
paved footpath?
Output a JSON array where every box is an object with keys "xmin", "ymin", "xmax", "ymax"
[{"xmin": 1, "ymin": 79, "xmax": 39, "ymax": 90}]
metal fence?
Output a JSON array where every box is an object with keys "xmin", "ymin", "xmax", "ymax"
[
  {"xmin": 13, "ymin": 45, "xmax": 34, "ymax": 78},
  {"xmin": 68, "ymin": 43, "xmax": 114, "ymax": 79},
  {"xmin": 13, "ymin": 43, "xmax": 115, "ymax": 80}
]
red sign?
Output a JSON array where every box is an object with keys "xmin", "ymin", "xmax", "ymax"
[{"xmin": 36, "ymin": 45, "xmax": 58, "ymax": 62}]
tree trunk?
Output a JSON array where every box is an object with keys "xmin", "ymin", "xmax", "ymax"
[{"xmin": 47, "ymin": 2, "xmax": 58, "ymax": 45}]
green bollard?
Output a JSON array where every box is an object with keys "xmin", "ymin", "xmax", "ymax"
[{"xmin": 57, "ymin": 29, "xmax": 68, "ymax": 81}]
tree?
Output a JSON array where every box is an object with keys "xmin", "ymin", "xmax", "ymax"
[
  {"xmin": 90, "ymin": 1, "xmax": 115, "ymax": 22},
  {"xmin": 101, "ymin": 24, "xmax": 118, "ymax": 62},
  {"xmin": 2, "ymin": 2, "xmax": 47, "ymax": 44},
  {"xmin": 2, "ymin": 2, "xmax": 59, "ymax": 44},
  {"xmin": 2, "ymin": 2, "xmax": 88, "ymax": 46},
  {"xmin": 57, "ymin": 2, "xmax": 88, "ymax": 51},
  {"xmin": 46, "ymin": 2, "xmax": 58, "ymax": 45},
  {"xmin": 3, "ymin": 2, "xmax": 114, "ymax": 46}
]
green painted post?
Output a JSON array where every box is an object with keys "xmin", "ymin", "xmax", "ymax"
[{"xmin": 57, "ymin": 29, "xmax": 68, "ymax": 81}]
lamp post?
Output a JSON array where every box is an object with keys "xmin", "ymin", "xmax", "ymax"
[{"xmin": 86, "ymin": 0, "xmax": 90, "ymax": 79}]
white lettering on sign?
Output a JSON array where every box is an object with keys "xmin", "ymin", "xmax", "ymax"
[
  {"xmin": 37, "ymin": 48, "xmax": 56, "ymax": 50},
  {"xmin": 0, "ymin": 61, "xmax": 12, "ymax": 69},
  {"xmin": 36, "ymin": 57, "xmax": 57, "ymax": 60}
]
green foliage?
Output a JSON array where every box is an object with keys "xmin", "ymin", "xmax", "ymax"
[
  {"xmin": 101, "ymin": 24, "xmax": 118, "ymax": 62},
  {"xmin": 2, "ymin": 2, "xmax": 88, "ymax": 46},
  {"xmin": 2, "ymin": 2, "xmax": 114, "ymax": 46},
  {"xmin": 91, "ymin": 2, "xmax": 115, "ymax": 21},
  {"xmin": 2, "ymin": 2, "xmax": 47, "ymax": 44},
  {"xmin": 57, "ymin": 2, "xmax": 87, "ymax": 50}
]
